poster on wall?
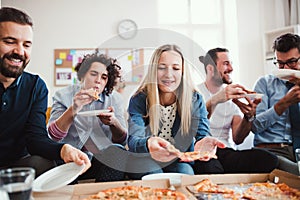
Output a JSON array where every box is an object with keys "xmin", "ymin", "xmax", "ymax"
[
  {"xmin": 54, "ymin": 48, "xmax": 145, "ymax": 86},
  {"xmin": 55, "ymin": 68, "xmax": 72, "ymax": 85}
]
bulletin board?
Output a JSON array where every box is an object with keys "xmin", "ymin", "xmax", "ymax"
[{"xmin": 54, "ymin": 48, "xmax": 145, "ymax": 86}]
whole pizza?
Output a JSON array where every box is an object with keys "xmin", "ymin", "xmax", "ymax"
[{"xmin": 83, "ymin": 185, "xmax": 188, "ymax": 200}]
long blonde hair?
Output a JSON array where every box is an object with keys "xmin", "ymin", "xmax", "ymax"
[{"xmin": 134, "ymin": 44, "xmax": 197, "ymax": 136}]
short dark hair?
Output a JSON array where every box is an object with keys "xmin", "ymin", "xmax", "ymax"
[
  {"xmin": 199, "ymin": 47, "xmax": 229, "ymax": 73},
  {"xmin": 0, "ymin": 7, "xmax": 33, "ymax": 27},
  {"xmin": 75, "ymin": 51, "xmax": 121, "ymax": 96},
  {"xmin": 273, "ymin": 33, "xmax": 300, "ymax": 53}
]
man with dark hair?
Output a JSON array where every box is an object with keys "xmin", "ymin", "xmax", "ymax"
[
  {"xmin": 0, "ymin": 7, "xmax": 91, "ymax": 176},
  {"xmin": 252, "ymin": 33, "xmax": 300, "ymax": 175},
  {"xmin": 193, "ymin": 47, "xmax": 278, "ymax": 174}
]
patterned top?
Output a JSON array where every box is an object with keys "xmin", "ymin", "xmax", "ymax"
[{"xmin": 159, "ymin": 103, "xmax": 177, "ymax": 144}]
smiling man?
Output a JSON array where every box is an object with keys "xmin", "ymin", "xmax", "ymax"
[
  {"xmin": 0, "ymin": 7, "xmax": 90, "ymax": 176},
  {"xmin": 193, "ymin": 47, "xmax": 278, "ymax": 174},
  {"xmin": 252, "ymin": 33, "xmax": 300, "ymax": 175}
]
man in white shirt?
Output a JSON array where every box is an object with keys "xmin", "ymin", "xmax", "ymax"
[{"xmin": 194, "ymin": 47, "xmax": 278, "ymax": 174}]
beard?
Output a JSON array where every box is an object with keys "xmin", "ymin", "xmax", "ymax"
[
  {"xmin": 222, "ymin": 75, "xmax": 232, "ymax": 84},
  {"xmin": 0, "ymin": 53, "xmax": 28, "ymax": 78},
  {"xmin": 212, "ymin": 67, "xmax": 232, "ymax": 85}
]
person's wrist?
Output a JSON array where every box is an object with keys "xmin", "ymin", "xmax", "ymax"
[{"xmin": 244, "ymin": 113, "xmax": 256, "ymax": 122}]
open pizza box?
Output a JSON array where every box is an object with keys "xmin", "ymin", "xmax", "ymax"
[
  {"xmin": 71, "ymin": 179, "xmax": 171, "ymax": 200},
  {"xmin": 181, "ymin": 169, "xmax": 300, "ymax": 189},
  {"xmin": 180, "ymin": 169, "xmax": 300, "ymax": 199},
  {"xmin": 70, "ymin": 169, "xmax": 299, "ymax": 199}
]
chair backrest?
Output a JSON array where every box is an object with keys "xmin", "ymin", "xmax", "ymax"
[{"xmin": 46, "ymin": 107, "xmax": 51, "ymax": 125}]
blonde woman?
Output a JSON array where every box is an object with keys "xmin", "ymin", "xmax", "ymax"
[{"xmin": 127, "ymin": 44, "xmax": 225, "ymax": 178}]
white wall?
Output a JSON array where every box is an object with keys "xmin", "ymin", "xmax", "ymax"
[{"xmin": 2, "ymin": 0, "xmax": 282, "ymax": 105}]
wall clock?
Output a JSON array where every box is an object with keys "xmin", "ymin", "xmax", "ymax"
[{"xmin": 117, "ymin": 19, "xmax": 138, "ymax": 39}]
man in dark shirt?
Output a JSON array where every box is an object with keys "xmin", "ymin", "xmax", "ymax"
[{"xmin": 0, "ymin": 7, "xmax": 91, "ymax": 176}]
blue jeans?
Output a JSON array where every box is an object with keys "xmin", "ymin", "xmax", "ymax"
[{"xmin": 127, "ymin": 155, "xmax": 194, "ymax": 180}]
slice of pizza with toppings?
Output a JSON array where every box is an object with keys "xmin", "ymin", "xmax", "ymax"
[
  {"xmin": 242, "ymin": 182, "xmax": 300, "ymax": 200},
  {"xmin": 179, "ymin": 151, "xmax": 217, "ymax": 162},
  {"xmin": 193, "ymin": 179, "xmax": 235, "ymax": 195},
  {"xmin": 85, "ymin": 88, "xmax": 100, "ymax": 101},
  {"xmin": 165, "ymin": 144, "xmax": 217, "ymax": 162}
]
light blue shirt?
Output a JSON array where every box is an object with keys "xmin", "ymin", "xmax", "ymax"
[
  {"xmin": 252, "ymin": 74, "xmax": 294, "ymax": 145},
  {"xmin": 48, "ymin": 84, "xmax": 127, "ymax": 152}
]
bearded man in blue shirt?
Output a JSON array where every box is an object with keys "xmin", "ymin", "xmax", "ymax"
[{"xmin": 0, "ymin": 7, "xmax": 91, "ymax": 177}]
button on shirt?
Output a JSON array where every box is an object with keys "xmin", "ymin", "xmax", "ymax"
[{"xmin": 252, "ymin": 74, "xmax": 293, "ymax": 145}]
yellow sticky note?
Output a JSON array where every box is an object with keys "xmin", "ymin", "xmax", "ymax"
[
  {"xmin": 128, "ymin": 55, "xmax": 133, "ymax": 61},
  {"xmin": 59, "ymin": 52, "xmax": 67, "ymax": 59}
]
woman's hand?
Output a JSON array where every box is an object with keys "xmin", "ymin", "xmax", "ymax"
[
  {"xmin": 60, "ymin": 144, "xmax": 91, "ymax": 174},
  {"xmin": 194, "ymin": 137, "xmax": 226, "ymax": 161},
  {"xmin": 147, "ymin": 137, "xmax": 177, "ymax": 162}
]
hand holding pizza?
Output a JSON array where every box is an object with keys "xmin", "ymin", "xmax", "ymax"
[
  {"xmin": 72, "ymin": 88, "xmax": 99, "ymax": 114},
  {"xmin": 194, "ymin": 137, "xmax": 226, "ymax": 161},
  {"xmin": 147, "ymin": 137, "xmax": 178, "ymax": 162}
]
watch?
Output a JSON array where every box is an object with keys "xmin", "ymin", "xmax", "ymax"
[
  {"xmin": 244, "ymin": 113, "xmax": 256, "ymax": 122},
  {"xmin": 117, "ymin": 19, "xmax": 138, "ymax": 39}
]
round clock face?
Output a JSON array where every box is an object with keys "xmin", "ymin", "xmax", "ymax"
[{"xmin": 117, "ymin": 19, "xmax": 138, "ymax": 39}]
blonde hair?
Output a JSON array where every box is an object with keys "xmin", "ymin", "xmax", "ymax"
[{"xmin": 134, "ymin": 44, "xmax": 197, "ymax": 136}]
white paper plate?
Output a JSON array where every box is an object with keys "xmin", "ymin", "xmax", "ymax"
[
  {"xmin": 242, "ymin": 93, "xmax": 264, "ymax": 99},
  {"xmin": 142, "ymin": 173, "xmax": 184, "ymax": 186},
  {"xmin": 32, "ymin": 162, "xmax": 85, "ymax": 192},
  {"xmin": 77, "ymin": 109, "xmax": 110, "ymax": 117},
  {"xmin": 273, "ymin": 69, "xmax": 300, "ymax": 80}
]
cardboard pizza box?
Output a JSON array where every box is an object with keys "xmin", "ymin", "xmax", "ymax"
[{"xmin": 181, "ymin": 169, "xmax": 300, "ymax": 190}]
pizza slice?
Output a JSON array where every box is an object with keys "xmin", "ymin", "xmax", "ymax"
[
  {"xmin": 179, "ymin": 151, "xmax": 217, "ymax": 162},
  {"xmin": 165, "ymin": 144, "xmax": 217, "ymax": 162},
  {"xmin": 193, "ymin": 179, "xmax": 235, "ymax": 194},
  {"xmin": 85, "ymin": 88, "xmax": 100, "ymax": 101},
  {"xmin": 243, "ymin": 88, "xmax": 257, "ymax": 94}
]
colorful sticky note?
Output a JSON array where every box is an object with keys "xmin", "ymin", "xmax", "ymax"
[
  {"xmin": 67, "ymin": 55, "xmax": 73, "ymax": 61},
  {"xmin": 128, "ymin": 55, "xmax": 133, "ymax": 61},
  {"xmin": 70, "ymin": 50, "xmax": 76, "ymax": 55},
  {"xmin": 55, "ymin": 58, "xmax": 63, "ymax": 65},
  {"xmin": 59, "ymin": 52, "xmax": 67, "ymax": 59}
]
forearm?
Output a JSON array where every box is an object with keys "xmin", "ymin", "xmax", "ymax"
[
  {"xmin": 206, "ymin": 97, "xmax": 218, "ymax": 119},
  {"xmin": 110, "ymin": 120, "xmax": 127, "ymax": 144},
  {"xmin": 274, "ymin": 98, "xmax": 290, "ymax": 116},
  {"xmin": 232, "ymin": 117, "xmax": 252, "ymax": 144},
  {"xmin": 55, "ymin": 106, "xmax": 75, "ymax": 132}
]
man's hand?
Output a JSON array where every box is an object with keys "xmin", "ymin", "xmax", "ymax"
[
  {"xmin": 232, "ymin": 96, "xmax": 262, "ymax": 118},
  {"xmin": 147, "ymin": 137, "xmax": 177, "ymax": 162},
  {"xmin": 275, "ymin": 85, "xmax": 300, "ymax": 115},
  {"xmin": 213, "ymin": 84, "xmax": 247, "ymax": 104},
  {"xmin": 194, "ymin": 137, "xmax": 226, "ymax": 161},
  {"xmin": 60, "ymin": 144, "xmax": 91, "ymax": 174}
]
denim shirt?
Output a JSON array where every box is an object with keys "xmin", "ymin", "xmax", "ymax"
[
  {"xmin": 252, "ymin": 75, "xmax": 294, "ymax": 145},
  {"xmin": 127, "ymin": 91, "xmax": 210, "ymax": 153}
]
